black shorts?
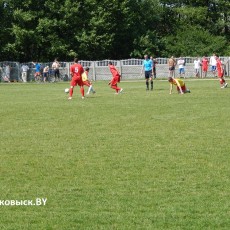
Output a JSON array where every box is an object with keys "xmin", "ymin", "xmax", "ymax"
[
  {"xmin": 169, "ymin": 66, "xmax": 175, "ymax": 71},
  {"xmin": 145, "ymin": 70, "xmax": 152, "ymax": 79}
]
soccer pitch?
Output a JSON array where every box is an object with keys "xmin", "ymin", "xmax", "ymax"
[{"xmin": 0, "ymin": 79, "xmax": 230, "ymax": 229}]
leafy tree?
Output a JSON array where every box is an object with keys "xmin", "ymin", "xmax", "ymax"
[
  {"xmin": 129, "ymin": 0, "xmax": 164, "ymax": 58},
  {"xmin": 0, "ymin": 0, "xmax": 16, "ymax": 60},
  {"xmin": 163, "ymin": 25, "xmax": 229, "ymax": 57},
  {"xmin": 158, "ymin": 0, "xmax": 230, "ymax": 57},
  {"xmin": 0, "ymin": 0, "xmax": 229, "ymax": 61},
  {"xmin": 76, "ymin": 0, "xmax": 158, "ymax": 60}
]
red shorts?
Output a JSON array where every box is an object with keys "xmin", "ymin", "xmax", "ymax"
[
  {"xmin": 71, "ymin": 76, "xmax": 83, "ymax": 87},
  {"xmin": 34, "ymin": 72, "xmax": 41, "ymax": 76},
  {"xmin": 83, "ymin": 80, "xmax": 91, "ymax": 87},
  {"xmin": 202, "ymin": 66, "xmax": 208, "ymax": 72},
  {"xmin": 111, "ymin": 75, "xmax": 120, "ymax": 85},
  {"xmin": 177, "ymin": 85, "xmax": 186, "ymax": 92}
]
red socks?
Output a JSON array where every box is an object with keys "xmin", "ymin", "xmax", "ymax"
[
  {"xmin": 80, "ymin": 87, "xmax": 85, "ymax": 97},
  {"xmin": 220, "ymin": 78, "xmax": 225, "ymax": 85},
  {"xmin": 111, "ymin": 85, "xmax": 120, "ymax": 93},
  {"xmin": 69, "ymin": 88, "xmax": 73, "ymax": 97}
]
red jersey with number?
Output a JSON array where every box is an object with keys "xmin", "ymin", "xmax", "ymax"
[{"xmin": 70, "ymin": 63, "xmax": 84, "ymax": 79}]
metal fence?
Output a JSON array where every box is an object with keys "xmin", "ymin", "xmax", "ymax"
[{"xmin": 0, "ymin": 57, "xmax": 229, "ymax": 82}]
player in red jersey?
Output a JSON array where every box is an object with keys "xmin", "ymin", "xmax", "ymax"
[
  {"xmin": 68, "ymin": 58, "xmax": 85, "ymax": 100},
  {"xmin": 201, "ymin": 56, "xmax": 209, "ymax": 78},
  {"xmin": 108, "ymin": 62, "xmax": 123, "ymax": 94},
  {"xmin": 216, "ymin": 55, "xmax": 228, "ymax": 89}
]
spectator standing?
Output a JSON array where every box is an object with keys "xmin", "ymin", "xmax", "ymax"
[
  {"xmin": 21, "ymin": 64, "xmax": 29, "ymax": 82},
  {"xmin": 43, "ymin": 66, "xmax": 49, "ymax": 83},
  {"xmin": 209, "ymin": 53, "xmax": 217, "ymax": 77},
  {"xmin": 194, "ymin": 57, "xmax": 201, "ymax": 78},
  {"xmin": 0, "ymin": 67, "xmax": 2, "ymax": 82},
  {"xmin": 168, "ymin": 56, "xmax": 176, "ymax": 78},
  {"xmin": 222, "ymin": 59, "xmax": 228, "ymax": 77},
  {"xmin": 150, "ymin": 56, "xmax": 158, "ymax": 79},
  {"xmin": 52, "ymin": 58, "xmax": 60, "ymax": 82},
  {"xmin": 177, "ymin": 57, "xmax": 185, "ymax": 78},
  {"xmin": 201, "ymin": 56, "xmax": 209, "ymax": 78},
  {"xmin": 3, "ymin": 64, "xmax": 11, "ymax": 82},
  {"xmin": 32, "ymin": 61, "xmax": 41, "ymax": 81}
]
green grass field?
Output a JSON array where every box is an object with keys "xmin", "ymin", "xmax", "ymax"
[{"xmin": 0, "ymin": 79, "xmax": 230, "ymax": 229}]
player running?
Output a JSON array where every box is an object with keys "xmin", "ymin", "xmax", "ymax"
[
  {"xmin": 216, "ymin": 55, "xmax": 228, "ymax": 89},
  {"xmin": 108, "ymin": 62, "xmax": 123, "ymax": 94}
]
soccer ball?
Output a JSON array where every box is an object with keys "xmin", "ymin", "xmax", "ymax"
[{"xmin": 64, "ymin": 88, "xmax": 69, "ymax": 93}]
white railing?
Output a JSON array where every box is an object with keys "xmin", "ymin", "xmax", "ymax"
[{"xmin": 0, "ymin": 57, "xmax": 229, "ymax": 82}]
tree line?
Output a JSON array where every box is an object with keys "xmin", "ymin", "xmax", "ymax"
[{"xmin": 0, "ymin": 0, "xmax": 229, "ymax": 62}]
